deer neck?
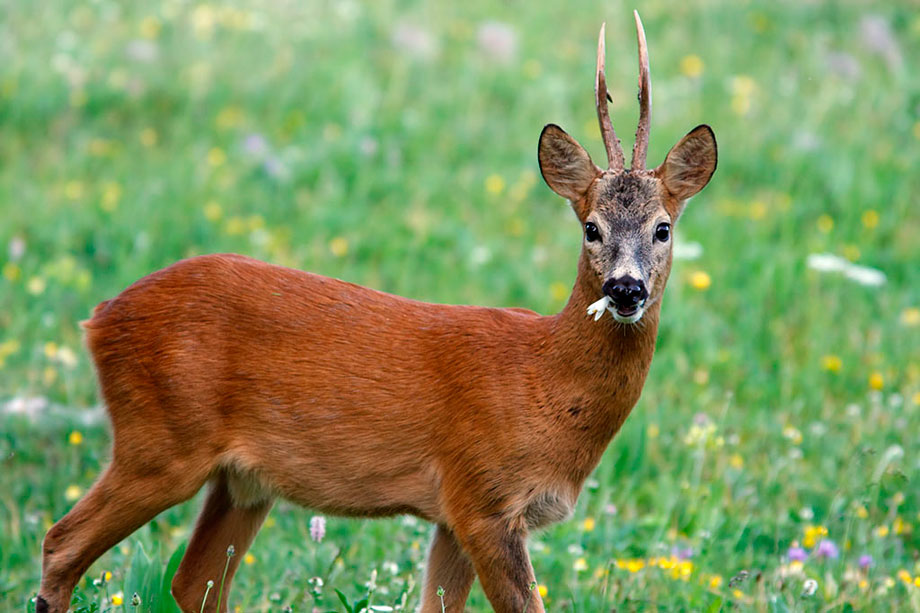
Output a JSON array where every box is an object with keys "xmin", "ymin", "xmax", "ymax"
[{"xmin": 540, "ymin": 254, "xmax": 662, "ymax": 434}]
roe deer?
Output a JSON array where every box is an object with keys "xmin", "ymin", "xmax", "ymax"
[{"xmin": 37, "ymin": 12, "xmax": 716, "ymax": 613}]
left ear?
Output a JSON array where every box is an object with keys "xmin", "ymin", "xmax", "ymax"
[{"xmin": 655, "ymin": 124, "xmax": 717, "ymax": 214}]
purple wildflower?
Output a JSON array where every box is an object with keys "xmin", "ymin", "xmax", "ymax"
[
  {"xmin": 787, "ymin": 546, "xmax": 808, "ymax": 562},
  {"xmin": 859, "ymin": 554, "xmax": 873, "ymax": 569},
  {"xmin": 309, "ymin": 515, "xmax": 326, "ymax": 543},
  {"xmin": 243, "ymin": 133, "xmax": 268, "ymax": 157},
  {"xmin": 671, "ymin": 545, "xmax": 694, "ymax": 560},
  {"xmin": 814, "ymin": 540, "xmax": 839, "ymax": 559}
]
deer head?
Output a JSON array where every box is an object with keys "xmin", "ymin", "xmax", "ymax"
[{"xmin": 539, "ymin": 12, "xmax": 717, "ymax": 324}]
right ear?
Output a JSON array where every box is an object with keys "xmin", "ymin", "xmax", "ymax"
[{"xmin": 538, "ymin": 124, "xmax": 602, "ymax": 204}]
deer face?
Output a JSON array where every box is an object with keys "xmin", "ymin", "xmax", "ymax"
[
  {"xmin": 537, "ymin": 14, "xmax": 717, "ymax": 325},
  {"xmin": 538, "ymin": 124, "xmax": 717, "ymax": 324}
]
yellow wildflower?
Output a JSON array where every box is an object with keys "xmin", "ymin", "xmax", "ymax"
[
  {"xmin": 573, "ymin": 557, "xmax": 588, "ymax": 572},
  {"xmin": 898, "ymin": 569, "xmax": 912, "ymax": 584},
  {"xmin": 709, "ymin": 574, "xmax": 723, "ymax": 589},
  {"xmin": 485, "ymin": 174, "xmax": 505, "ymax": 196},
  {"xmin": 88, "ymin": 139, "xmax": 113, "ymax": 156},
  {"xmin": 139, "ymin": 16, "xmax": 161, "ymax": 39},
  {"xmin": 69, "ymin": 431, "xmax": 83, "ymax": 445},
  {"xmin": 582, "ymin": 517, "xmax": 596, "ymax": 532},
  {"xmin": 139, "ymin": 128, "xmax": 158, "ymax": 147},
  {"xmin": 803, "ymin": 525, "xmax": 827, "ymax": 548},
  {"xmin": 2, "ymin": 262, "xmax": 20, "ymax": 281},
  {"xmin": 101, "ymin": 181, "xmax": 122, "ymax": 212},
  {"xmin": 729, "ymin": 454, "xmax": 744, "ymax": 469},
  {"xmin": 329, "ymin": 237, "xmax": 349, "ymax": 258},
  {"xmin": 689, "ymin": 271, "xmax": 711, "ymax": 291},
  {"xmin": 223, "ymin": 216, "xmax": 245, "ymax": 236},
  {"xmin": 215, "ymin": 106, "xmax": 244, "ymax": 130},
  {"xmin": 27, "ymin": 276, "xmax": 46, "ymax": 295},
  {"xmin": 204, "ymin": 201, "xmax": 223, "ymax": 222},
  {"xmin": 65, "ymin": 484, "xmax": 82, "ymax": 501},
  {"xmin": 549, "ymin": 282, "xmax": 568, "ymax": 302},
  {"xmin": 537, "ymin": 584, "xmax": 548, "ymax": 598},
  {"xmin": 869, "ymin": 372, "xmax": 884, "ymax": 391},
  {"xmin": 680, "ymin": 54, "xmax": 704, "ymax": 78},
  {"xmin": 647, "ymin": 424, "xmax": 660, "ymax": 439},
  {"xmin": 874, "ymin": 525, "xmax": 889, "ymax": 538},
  {"xmin": 901, "ymin": 307, "xmax": 920, "ymax": 327},
  {"xmin": 64, "ymin": 181, "xmax": 84, "ymax": 200},
  {"xmin": 111, "ymin": 591, "xmax": 123, "ymax": 606},
  {"xmin": 816, "ymin": 214, "xmax": 833, "ymax": 233},
  {"xmin": 625, "ymin": 559, "xmax": 644, "ymax": 573},
  {"xmin": 855, "ymin": 505, "xmax": 868, "ymax": 519},
  {"xmin": 207, "ymin": 147, "xmax": 227, "ymax": 167},
  {"xmin": 821, "ymin": 355, "xmax": 842, "ymax": 373},
  {"xmin": 244, "ymin": 553, "xmax": 255, "ymax": 565},
  {"xmin": 523, "ymin": 60, "xmax": 542, "ymax": 79},
  {"xmin": 861, "ymin": 210, "xmax": 879, "ymax": 229}
]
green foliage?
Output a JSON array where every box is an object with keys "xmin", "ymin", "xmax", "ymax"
[{"xmin": 2, "ymin": 0, "xmax": 919, "ymax": 611}]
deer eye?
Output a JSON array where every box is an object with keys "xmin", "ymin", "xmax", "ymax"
[
  {"xmin": 654, "ymin": 223, "xmax": 671, "ymax": 242},
  {"xmin": 585, "ymin": 222, "xmax": 601, "ymax": 242}
]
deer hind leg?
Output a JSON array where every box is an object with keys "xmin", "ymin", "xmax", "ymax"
[
  {"xmin": 37, "ymin": 463, "xmax": 207, "ymax": 613},
  {"xmin": 419, "ymin": 525, "xmax": 476, "ymax": 613},
  {"xmin": 452, "ymin": 517, "xmax": 544, "ymax": 613},
  {"xmin": 171, "ymin": 469, "xmax": 273, "ymax": 613}
]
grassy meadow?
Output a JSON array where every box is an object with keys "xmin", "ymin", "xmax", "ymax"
[{"xmin": 2, "ymin": 0, "xmax": 920, "ymax": 610}]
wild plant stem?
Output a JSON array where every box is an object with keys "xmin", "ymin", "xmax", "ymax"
[
  {"xmin": 199, "ymin": 581, "xmax": 214, "ymax": 613},
  {"xmin": 216, "ymin": 546, "xmax": 235, "ymax": 613}
]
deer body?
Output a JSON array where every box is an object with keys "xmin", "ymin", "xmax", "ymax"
[
  {"xmin": 38, "ymin": 13, "xmax": 716, "ymax": 613},
  {"xmin": 88, "ymin": 252, "xmax": 652, "ymax": 523}
]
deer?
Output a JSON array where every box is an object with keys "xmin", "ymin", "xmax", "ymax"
[{"xmin": 36, "ymin": 12, "xmax": 716, "ymax": 613}]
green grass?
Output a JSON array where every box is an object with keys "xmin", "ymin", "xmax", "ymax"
[{"xmin": 2, "ymin": 0, "xmax": 919, "ymax": 610}]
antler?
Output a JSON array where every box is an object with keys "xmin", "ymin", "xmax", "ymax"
[
  {"xmin": 595, "ymin": 23, "xmax": 626, "ymax": 172},
  {"xmin": 630, "ymin": 10, "xmax": 651, "ymax": 171}
]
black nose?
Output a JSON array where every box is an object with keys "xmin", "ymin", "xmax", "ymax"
[{"xmin": 603, "ymin": 276, "xmax": 648, "ymax": 308}]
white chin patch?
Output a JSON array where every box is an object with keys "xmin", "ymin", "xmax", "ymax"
[{"xmin": 586, "ymin": 295, "xmax": 645, "ymax": 325}]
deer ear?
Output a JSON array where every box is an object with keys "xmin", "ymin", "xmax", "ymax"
[
  {"xmin": 656, "ymin": 125, "xmax": 717, "ymax": 206},
  {"xmin": 538, "ymin": 124, "xmax": 601, "ymax": 203}
]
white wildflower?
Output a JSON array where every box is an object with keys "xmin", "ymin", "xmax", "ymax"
[
  {"xmin": 586, "ymin": 295, "xmax": 612, "ymax": 321},
  {"xmin": 843, "ymin": 263, "xmax": 886, "ymax": 287},
  {"xmin": 801, "ymin": 578, "xmax": 818, "ymax": 597},
  {"xmin": 807, "ymin": 253, "xmax": 886, "ymax": 286},
  {"xmin": 673, "ymin": 240, "xmax": 703, "ymax": 261},
  {"xmin": 806, "ymin": 253, "xmax": 847, "ymax": 273}
]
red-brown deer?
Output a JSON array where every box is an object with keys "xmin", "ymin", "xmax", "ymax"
[{"xmin": 37, "ymin": 12, "xmax": 716, "ymax": 613}]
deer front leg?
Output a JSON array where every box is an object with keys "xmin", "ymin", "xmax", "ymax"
[
  {"xmin": 453, "ymin": 518, "xmax": 544, "ymax": 613},
  {"xmin": 419, "ymin": 525, "xmax": 475, "ymax": 613}
]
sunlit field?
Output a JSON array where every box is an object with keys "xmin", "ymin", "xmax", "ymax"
[{"xmin": 2, "ymin": 0, "xmax": 919, "ymax": 611}]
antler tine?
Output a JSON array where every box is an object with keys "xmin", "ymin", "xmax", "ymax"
[
  {"xmin": 595, "ymin": 23, "xmax": 626, "ymax": 172},
  {"xmin": 631, "ymin": 10, "xmax": 651, "ymax": 171}
]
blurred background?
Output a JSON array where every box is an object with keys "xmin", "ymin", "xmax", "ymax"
[{"xmin": 1, "ymin": 0, "xmax": 918, "ymax": 610}]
